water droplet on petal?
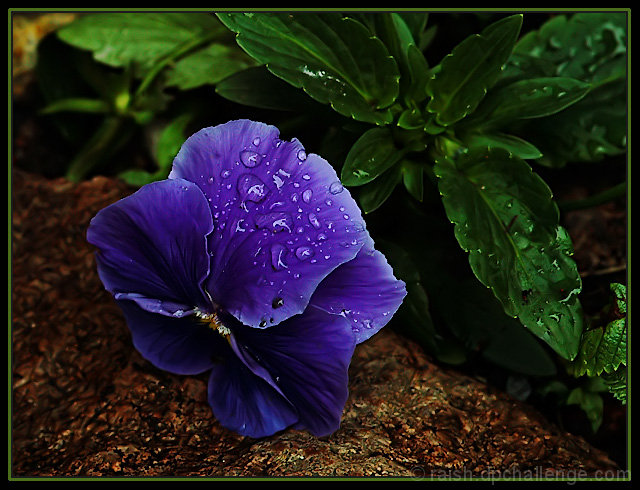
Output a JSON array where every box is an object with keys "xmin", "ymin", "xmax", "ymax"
[
  {"xmin": 273, "ymin": 173, "xmax": 285, "ymax": 189},
  {"xmin": 270, "ymin": 243, "xmax": 288, "ymax": 271},
  {"xmin": 329, "ymin": 181, "xmax": 344, "ymax": 195},
  {"xmin": 256, "ymin": 212, "xmax": 293, "ymax": 233},
  {"xmin": 221, "ymin": 169, "xmax": 231, "ymax": 178},
  {"xmin": 253, "ymin": 136, "xmax": 261, "ymax": 146},
  {"xmin": 302, "ymin": 189, "xmax": 313, "ymax": 203},
  {"xmin": 272, "ymin": 297, "xmax": 284, "ymax": 309},
  {"xmin": 207, "ymin": 176, "xmax": 214, "ymax": 184},
  {"xmin": 297, "ymin": 149, "xmax": 307, "ymax": 161},
  {"xmin": 240, "ymin": 149, "xmax": 260, "ymax": 168},
  {"xmin": 295, "ymin": 246, "xmax": 314, "ymax": 261},
  {"xmin": 302, "ymin": 174, "xmax": 311, "ymax": 181},
  {"xmin": 308, "ymin": 212, "xmax": 321, "ymax": 229},
  {"xmin": 237, "ymin": 174, "xmax": 268, "ymax": 203}
]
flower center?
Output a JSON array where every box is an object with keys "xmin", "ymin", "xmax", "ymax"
[{"xmin": 194, "ymin": 309, "xmax": 230, "ymax": 339}]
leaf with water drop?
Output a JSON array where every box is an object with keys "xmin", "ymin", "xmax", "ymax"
[
  {"xmin": 426, "ymin": 14, "xmax": 523, "ymax": 126},
  {"xmin": 217, "ymin": 12, "xmax": 400, "ymax": 125},
  {"xmin": 434, "ymin": 147, "xmax": 584, "ymax": 360},
  {"xmin": 574, "ymin": 283, "xmax": 627, "ymax": 377},
  {"xmin": 465, "ymin": 77, "xmax": 591, "ymax": 130},
  {"xmin": 499, "ymin": 12, "xmax": 627, "ymax": 166},
  {"xmin": 460, "ymin": 132, "xmax": 543, "ymax": 160},
  {"xmin": 341, "ymin": 127, "xmax": 405, "ymax": 187}
]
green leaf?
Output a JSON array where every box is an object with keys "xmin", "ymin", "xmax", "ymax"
[
  {"xmin": 58, "ymin": 13, "xmax": 226, "ymax": 73},
  {"xmin": 118, "ymin": 112, "xmax": 194, "ymax": 186},
  {"xmin": 434, "ymin": 147, "xmax": 584, "ymax": 360},
  {"xmin": 519, "ymin": 79, "xmax": 626, "ymax": 167},
  {"xmin": 216, "ymin": 66, "xmax": 318, "ymax": 111},
  {"xmin": 482, "ymin": 325, "xmax": 557, "ymax": 376},
  {"xmin": 501, "ymin": 13, "xmax": 627, "ymax": 167},
  {"xmin": 164, "ymin": 43, "xmax": 256, "ymax": 90},
  {"xmin": 341, "ymin": 127, "xmax": 404, "ymax": 186},
  {"xmin": 397, "ymin": 107, "xmax": 425, "ymax": 129},
  {"xmin": 401, "ymin": 160, "xmax": 424, "ymax": 202},
  {"xmin": 567, "ymin": 387, "xmax": 604, "ymax": 433},
  {"xmin": 41, "ymin": 97, "xmax": 111, "ymax": 115},
  {"xmin": 426, "ymin": 14, "xmax": 523, "ymax": 126},
  {"xmin": 511, "ymin": 13, "xmax": 627, "ymax": 86},
  {"xmin": 462, "ymin": 132, "xmax": 543, "ymax": 160},
  {"xmin": 469, "ymin": 77, "xmax": 591, "ymax": 129},
  {"xmin": 574, "ymin": 283, "xmax": 627, "ymax": 377},
  {"xmin": 375, "ymin": 201, "xmax": 557, "ymax": 376},
  {"xmin": 405, "ymin": 44, "xmax": 431, "ymax": 104},
  {"xmin": 602, "ymin": 368, "xmax": 627, "ymax": 404},
  {"xmin": 359, "ymin": 165, "xmax": 402, "ymax": 213},
  {"xmin": 217, "ymin": 12, "xmax": 400, "ymax": 125},
  {"xmin": 397, "ymin": 12, "xmax": 429, "ymax": 43}
]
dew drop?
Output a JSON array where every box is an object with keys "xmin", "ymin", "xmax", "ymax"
[
  {"xmin": 329, "ymin": 181, "xmax": 344, "ymax": 195},
  {"xmin": 273, "ymin": 173, "xmax": 285, "ymax": 189},
  {"xmin": 256, "ymin": 212, "xmax": 293, "ymax": 233},
  {"xmin": 302, "ymin": 189, "xmax": 313, "ymax": 203},
  {"xmin": 272, "ymin": 297, "xmax": 284, "ymax": 309},
  {"xmin": 270, "ymin": 243, "xmax": 288, "ymax": 271},
  {"xmin": 240, "ymin": 149, "xmax": 260, "ymax": 168},
  {"xmin": 253, "ymin": 136, "xmax": 261, "ymax": 146},
  {"xmin": 221, "ymin": 169, "xmax": 231, "ymax": 178},
  {"xmin": 297, "ymin": 149, "xmax": 307, "ymax": 161},
  {"xmin": 207, "ymin": 176, "xmax": 214, "ymax": 184},
  {"xmin": 302, "ymin": 174, "xmax": 311, "ymax": 181},
  {"xmin": 308, "ymin": 212, "xmax": 321, "ymax": 229},
  {"xmin": 295, "ymin": 246, "xmax": 314, "ymax": 261},
  {"xmin": 237, "ymin": 174, "xmax": 268, "ymax": 203}
]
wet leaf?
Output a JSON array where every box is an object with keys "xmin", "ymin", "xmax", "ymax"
[
  {"xmin": 574, "ymin": 283, "xmax": 627, "ymax": 377},
  {"xmin": 218, "ymin": 12, "xmax": 400, "ymax": 125},
  {"xmin": 341, "ymin": 127, "xmax": 405, "ymax": 187},
  {"xmin": 426, "ymin": 14, "xmax": 522, "ymax": 126},
  {"xmin": 434, "ymin": 147, "xmax": 584, "ymax": 360},
  {"xmin": 461, "ymin": 132, "xmax": 543, "ymax": 160},
  {"xmin": 468, "ymin": 77, "xmax": 591, "ymax": 129}
]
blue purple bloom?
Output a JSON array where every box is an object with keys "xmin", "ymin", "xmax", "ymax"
[{"xmin": 87, "ymin": 120, "xmax": 406, "ymax": 437}]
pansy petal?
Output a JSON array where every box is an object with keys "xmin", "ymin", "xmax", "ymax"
[
  {"xmin": 310, "ymin": 247, "xmax": 407, "ymax": 343},
  {"xmin": 169, "ymin": 120, "xmax": 369, "ymax": 328},
  {"xmin": 87, "ymin": 179, "xmax": 213, "ymax": 312},
  {"xmin": 207, "ymin": 349, "xmax": 298, "ymax": 438},
  {"xmin": 228, "ymin": 306, "xmax": 355, "ymax": 437},
  {"xmin": 117, "ymin": 299, "xmax": 222, "ymax": 375}
]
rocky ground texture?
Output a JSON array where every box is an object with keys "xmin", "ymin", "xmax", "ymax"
[{"xmin": 11, "ymin": 171, "xmax": 618, "ymax": 477}]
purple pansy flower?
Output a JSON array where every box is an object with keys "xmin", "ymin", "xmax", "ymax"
[{"xmin": 87, "ymin": 120, "xmax": 406, "ymax": 438}]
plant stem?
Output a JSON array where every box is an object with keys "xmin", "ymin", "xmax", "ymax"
[
  {"xmin": 65, "ymin": 117, "xmax": 127, "ymax": 182},
  {"xmin": 558, "ymin": 182, "xmax": 627, "ymax": 212},
  {"xmin": 134, "ymin": 31, "xmax": 220, "ymax": 99}
]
